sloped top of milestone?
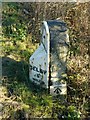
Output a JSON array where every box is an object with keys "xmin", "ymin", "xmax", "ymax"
[{"xmin": 47, "ymin": 20, "xmax": 67, "ymax": 32}]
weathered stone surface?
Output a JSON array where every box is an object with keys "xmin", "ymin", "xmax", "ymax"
[{"xmin": 48, "ymin": 20, "xmax": 69, "ymax": 95}]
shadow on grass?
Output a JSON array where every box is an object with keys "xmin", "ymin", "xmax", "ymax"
[
  {"xmin": 1, "ymin": 57, "xmax": 54, "ymax": 119},
  {"xmin": 2, "ymin": 56, "xmax": 48, "ymax": 98}
]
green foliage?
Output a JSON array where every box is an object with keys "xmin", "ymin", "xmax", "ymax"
[
  {"xmin": 68, "ymin": 106, "xmax": 81, "ymax": 120},
  {"xmin": 2, "ymin": 3, "xmax": 28, "ymax": 41},
  {"xmin": 6, "ymin": 81, "xmax": 53, "ymax": 118},
  {"xmin": 1, "ymin": 2, "xmax": 89, "ymax": 119}
]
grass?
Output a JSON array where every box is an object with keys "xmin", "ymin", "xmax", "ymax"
[
  {"xmin": 1, "ymin": 37, "xmax": 81, "ymax": 119},
  {"xmin": 1, "ymin": 53, "xmax": 54, "ymax": 119}
]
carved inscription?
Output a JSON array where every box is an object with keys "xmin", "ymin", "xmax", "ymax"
[
  {"xmin": 29, "ymin": 65, "xmax": 47, "ymax": 74},
  {"xmin": 30, "ymin": 65, "xmax": 47, "ymax": 83}
]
